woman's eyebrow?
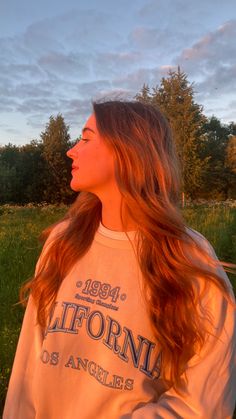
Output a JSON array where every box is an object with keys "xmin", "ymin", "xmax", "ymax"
[{"xmin": 82, "ymin": 127, "xmax": 96, "ymax": 134}]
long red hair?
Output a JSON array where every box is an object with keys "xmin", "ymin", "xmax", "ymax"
[{"xmin": 19, "ymin": 100, "xmax": 236, "ymax": 394}]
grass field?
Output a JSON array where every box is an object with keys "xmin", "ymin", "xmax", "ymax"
[{"xmin": 0, "ymin": 203, "xmax": 235, "ymax": 417}]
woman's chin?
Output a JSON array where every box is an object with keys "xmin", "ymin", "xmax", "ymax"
[{"xmin": 69, "ymin": 180, "xmax": 81, "ymax": 192}]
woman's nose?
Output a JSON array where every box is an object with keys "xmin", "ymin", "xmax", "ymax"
[
  {"xmin": 67, "ymin": 141, "xmax": 81, "ymax": 159},
  {"xmin": 66, "ymin": 147, "xmax": 74, "ymax": 159}
]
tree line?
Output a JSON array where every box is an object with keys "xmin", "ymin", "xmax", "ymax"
[
  {"xmin": 0, "ymin": 115, "xmax": 78, "ymax": 205},
  {"xmin": 1, "ymin": 67, "xmax": 236, "ymax": 205}
]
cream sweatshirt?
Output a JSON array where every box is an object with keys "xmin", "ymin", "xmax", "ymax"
[{"xmin": 3, "ymin": 221, "xmax": 236, "ymax": 419}]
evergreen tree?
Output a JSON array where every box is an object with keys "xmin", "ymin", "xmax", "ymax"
[
  {"xmin": 18, "ymin": 140, "xmax": 46, "ymax": 203},
  {"xmin": 226, "ymin": 135, "xmax": 236, "ymax": 174},
  {"xmin": 41, "ymin": 114, "xmax": 76, "ymax": 204},
  {"xmin": 201, "ymin": 116, "xmax": 233, "ymax": 199},
  {"xmin": 136, "ymin": 67, "xmax": 209, "ymax": 203},
  {"xmin": 0, "ymin": 143, "xmax": 21, "ymax": 204},
  {"xmin": 225, "ymin": 135, "xmax": 236, "ymax": 198},
  {"xmin": 135, "ymin": 84, "xmax": 152, "ymax": 103},
  {"xmin": 227, "ymin": 122, "xmax": 236, "ymax": 136},
  {"xmin": 0, "ymin": 162, "xmax": 17, "ymax": 204}
]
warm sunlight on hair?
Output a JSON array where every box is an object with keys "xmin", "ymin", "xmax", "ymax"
[{"xmin": 5, "ymin": 100, "xmax": 236, "ymax": 419}]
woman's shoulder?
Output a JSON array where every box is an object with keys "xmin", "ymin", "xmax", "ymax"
[
  {"xmin": 184, "ymin": 226, "xmax": 211, "ymax": 249},
  {"xmin": 38, "ymin": 219, "xmax": 70, "ymax": 256},
  {"xmin": 183, "ymin": 226, "xmax": 222, "ymax": 264},
  {"xmin": 34, "ymin": 219, "xmax": 70, "ymax": 276},
  {"xmin": 53, "ymin": 218, "xmax": 70, "ymax": 233},
  {"xmin": 184, "ymin": 226, "xmax": 234, "ymax": 297},
  {"xmin": 47, "ymin": 218, "xmax": 70, "ymax": 241}
]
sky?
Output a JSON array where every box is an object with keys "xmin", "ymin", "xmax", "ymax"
[{"xmin": 0, "ymin": 0, "xmax": 236, "ymax": 146}]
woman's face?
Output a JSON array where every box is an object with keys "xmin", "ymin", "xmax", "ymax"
[{"xmin": 66, "ymin": 113, "xmax": 116, "ymax": 195}]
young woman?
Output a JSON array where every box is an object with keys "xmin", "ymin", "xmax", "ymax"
[{"xmin": 3, "ymin": 100, "xmax": 236, "ymax": 418}]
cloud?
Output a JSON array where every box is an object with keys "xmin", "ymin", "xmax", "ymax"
[
  {"xmin": 0, "ymin": 3, "xmax": 236, "ymax": 145},
  {"xmin": 26, "ymin": 113, "xmax": 51, "ymax": 130},
  {"xmin": 44, "ymin": 97, "xmax": 93, "ymax": 133},
  {"xmin": 0, "ymin": 97, "xmax": 18, "ymax": 112},
  {"xmin": 195, "ymin": 64, "xmax": 236, "ymax": 100},
  {"xmin": 175, "ymin": 20, "xmax": 236, "ymax": 75},
  {"xmin": 174, "ymin": 20, "xmax": 236, "ymax": 103},
  {"xmin": 0, "ymin": 8, "xmax": 128, "ymax": 125},
  {"xmin": 23, "ymin": 20, "xmax": 63, "ymax": 52},
  {"xmin": 213, "ymin": 99, "xmax": 236, "ymax": 123},
  {"xmin": 177, "ymin": 20, "xmax": 236, "ymax": 68},
  {"xmin": 129, "ymin": 27, "xmax": 162, "ymax": 49},
  {"xmin": 38, "ymin": 51, "xmax": 90, "ymax": 79},
  {"xmin": 0, "ymin": 62, "xmax": 43, "ymax": 85},
  {"xmin": 137, "ymin": 0, "xmax": 236, "ymax": 34},
  {"xmin": 136, "ymin": 0, "xmax": 209, "ymax": 47},
  {"xmin": 77, "ymin": 80, "xmax": 111, "ymax": 97},
  {"xmin": 228, "ymin": 99, "xmax": 236, "ymax": 109},
  {"xmin": 113, "ymin": 66, "xmax": 171, "ymax": 91},
  {"xmin": 93, "ymin": 51, "xmax": 142, "ymax": 78},
  {"xmin": 17, "ymin": 98, "xmax": 58, "ymax": 114},
  {"xmin": 127, "ymin": 26, "xmax": 187, "ymax": 60},
  {"xmin": 4, "ymin": 127, "xmax": 21, "ymax": 134}
]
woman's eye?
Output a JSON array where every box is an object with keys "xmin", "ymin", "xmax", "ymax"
[{"xmin": 81, "ymin": 138, "xmax": 89, "ymax": 142}]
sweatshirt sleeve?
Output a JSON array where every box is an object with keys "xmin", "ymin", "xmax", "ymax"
[
  {"xmin": 2, "ymin": 293, "xmax": 43, "ymax": 419},
  {"xmin": 131, "ymin": 233, "xmax": 236, "ymax": 419},
  {"xmin": 3, "ymin": 220, "xmax": 69, "ymax": 419}
]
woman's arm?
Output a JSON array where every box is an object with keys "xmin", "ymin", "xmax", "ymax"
[
  {"xmin": 3, "ymin": 293, "xmax": 44, "ymax": 419},
  {"xmin": 131, "ymin": 237, "xmax": 236, "ymax": 419},
  {"xmin": 3, "ymin": 220, "xmax": 68, "ymax": 419}
]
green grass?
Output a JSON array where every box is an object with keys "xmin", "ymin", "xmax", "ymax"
[
  {"xmin": 182, "ymin": 203, "xmax": 236, "ymax": 291},
  {"xmin": 0, "ymin": 204, "xmax": 235, "ymax": 416},
  {"xmin": 0, "ymin": 205, "xmax": 67, "ymax": 412}
]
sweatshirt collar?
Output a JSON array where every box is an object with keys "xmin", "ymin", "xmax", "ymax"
[{"xmin": 94, "ymin": 221, "xmax": 138, "ymax": 249}]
